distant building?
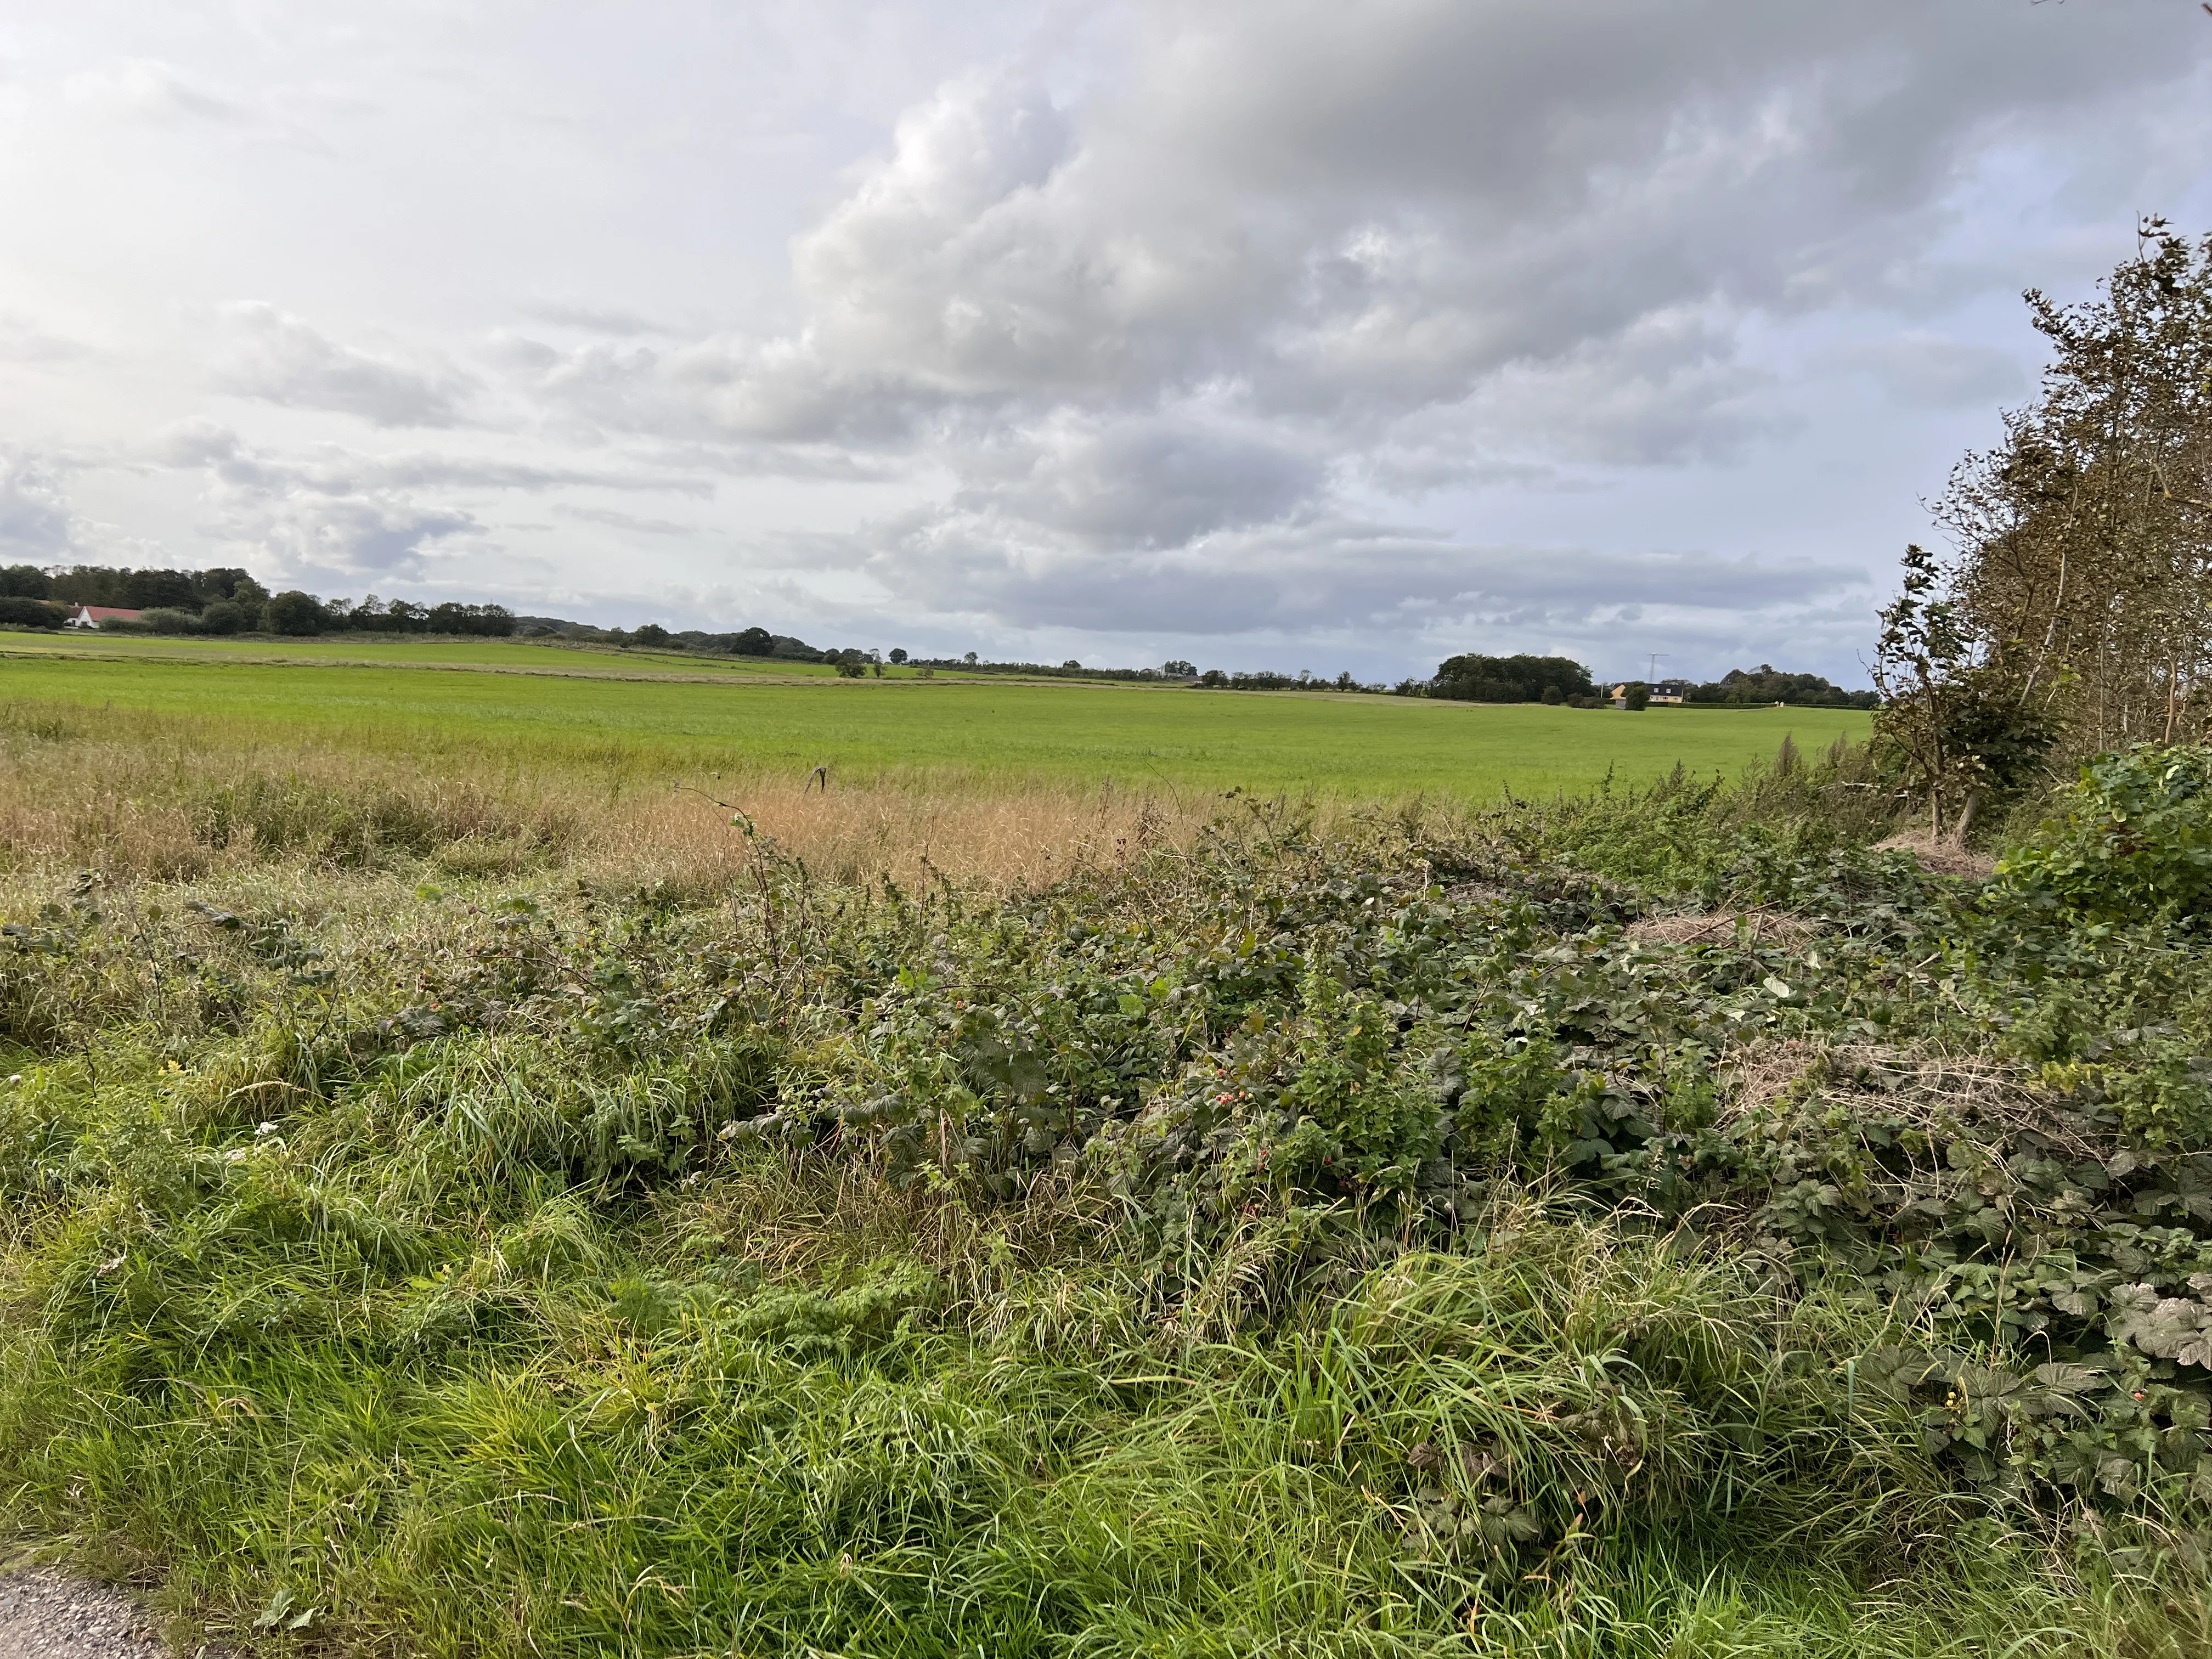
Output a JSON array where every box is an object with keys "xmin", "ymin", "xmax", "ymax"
[
  {"xmin": 1610, "ymin": 680, "xmax": 1689, "ymax": 705},
  {"xmin": 65, "ymin": 605, "xmax": 144, "ymax": 629}
]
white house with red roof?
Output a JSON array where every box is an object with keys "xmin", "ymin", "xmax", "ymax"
[{"xmin": 64, "ymin": 605, "xmax": 143, "ymax": 629}]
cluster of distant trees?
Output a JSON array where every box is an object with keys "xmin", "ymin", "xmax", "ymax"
[
  {"xmin": 0, "ymin": 565, "xmax": 521, "ymax": 638},
  {"xmin": 0, "ymin": 567, "xmax": 900, "ymax": 665},
  {"xmin": 1426, "ymin": 653, "xmax": 1598, "ymax": 704},
  {"xmin": 1, "ymin": 563, "xmax": 279, "ymax": 634},
  {"xmin": 1683, "ymin": 665, "xmax": 1878, "ymax": 709},
  {"xmin": 4, "ymin": 563, "xmax": 269, "ymax": 611},
  {"xmin": 550, "ymin": 620, "xmax": 827, "ymax": 661},
  {"xmin": 1410, "ymin": 652, "xmax": 1876, "ymax": 708},
  {"xmin": 1189, "ymin": 668, "xmax": 1382, "ymax": 692}
]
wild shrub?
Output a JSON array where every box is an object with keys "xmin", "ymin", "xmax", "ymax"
[{"xmin": 1997, "ymin": 743, "xmax": 2212, "ymax": 922}]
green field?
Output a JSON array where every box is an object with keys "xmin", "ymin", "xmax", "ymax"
[{"xmin": 0, "ymin": 635, "xmax": 1869, "ymax": 798}]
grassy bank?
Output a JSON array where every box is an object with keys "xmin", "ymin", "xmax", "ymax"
[{"xmin": 1, "ymin": 704, "xmax": 2207, "ymax": 1656}]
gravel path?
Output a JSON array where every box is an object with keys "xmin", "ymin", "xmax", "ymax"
[{"xmin": 0, "ymin": 1570, "xmax": 187, "ymax": 1658}]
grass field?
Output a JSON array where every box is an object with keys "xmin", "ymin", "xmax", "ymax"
[
  {"xmin": 4, "ymin": 630, "xmax": 2209, "ymax": 1657},
  {"xmin": 0, "ymin": 635, "xmax": 1869, "ymax": 800}
]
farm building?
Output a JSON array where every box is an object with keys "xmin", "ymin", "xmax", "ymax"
[
  {"xmin": 1610, "ymin": 680, "xmax": 1689, "ymax": 704},
  {"xmin": 64, "ymin": 605, "xmax": 144, "ymax": 629}
]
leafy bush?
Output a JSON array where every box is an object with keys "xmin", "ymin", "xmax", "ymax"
[
  {"xmin": 259, "ymin": 590, "xmax": 327, "ymax": 635},
  {"xmin": 0, "ymin": 596, "xmax": 66, "ymax": 629},
  {"xmin": 1997, "ymin": 744, "xmax": 2212, "ymax": 922}
]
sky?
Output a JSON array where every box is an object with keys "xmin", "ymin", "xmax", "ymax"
[{"xmin": 3, "ymin": 2, "xmax": 2210, "ymax": 686}]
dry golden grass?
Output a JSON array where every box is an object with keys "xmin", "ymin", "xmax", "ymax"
[{"xmin": 0, "ymin": 698, "xmax": 1221, "ymax": 893}]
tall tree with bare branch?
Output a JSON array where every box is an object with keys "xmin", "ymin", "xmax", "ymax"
[{"xmin": 1930, "ymin": 221, "xmax": 2212, "ymax": 758}]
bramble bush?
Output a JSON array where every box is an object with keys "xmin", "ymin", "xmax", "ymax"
[{"xmin": 1999, "ymin": 744, "xmax": 2212, "ymax": 922}]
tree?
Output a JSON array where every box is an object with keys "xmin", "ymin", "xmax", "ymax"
[
  {"xmin": 261, "ymin": 591, "xmax": 326, "ymax": 635},
  {"xmin": 1684, "ymin": 665, "xmax": 1878, "ymax": 708},
  {"xmin": 192, "ymin": 567, "xmax": 267, "ymax": 607},
  {"xmin": 121, "ymin": 568, "xmax": 200, "ymax": 610},
  {"xmin": 0, "ymin": 565, "xmax": 51, "ymax": 600},
  {"xmin": 1431, "ymin": 653, "xmax": 1594, "ymax": 703},
  {"xmin": 889, "ymin": 648, "xmax": 908, "ymax": 664},
  {"xmin": 1872, "ymin": 545, "xmax": 2057, "ymax": 839},
  {"xmin": 199, "ymin": 600, "xmax": 247, "ymax": 635},
  {"xmin": 0, "ymin": 596, "xmax": 65, "ymax": 628},
  {"xmin": 630, "ymin": 623, "xmax": 671, "ymax": 648},
  {"xmin": 1163, "ymin": 659, "xmax": 1196, "ymax": 678},
  {"xmin": 1622, "ymin": 681, "xmax": 1651, "ymax": 712},
  {"xmin": 1934, "ymin": 219, "xmax": 2212, "ymax": 756}
]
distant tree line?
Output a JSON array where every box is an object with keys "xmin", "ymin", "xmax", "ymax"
[
  {"xmin": 0, "ymin": 566, "xmax": 520, "ymax": 638},
  {"xmin": 535, "ymin": 620, "xmax": 828, "ymax": 661},
  {"xmin": 1683, "ymin": 666, "xmax": 1878, "ymax": 709},
  {"xmin": 1404, "ymin": 652, "xmax": 1875, "ymax": 708}
]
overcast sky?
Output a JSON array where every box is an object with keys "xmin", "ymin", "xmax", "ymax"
[{"xmin": 4, "ymin": 1, "xmax": 2210, "ymax": 683}]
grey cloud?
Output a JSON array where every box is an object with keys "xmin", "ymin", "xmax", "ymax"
[
  {"xmin": 1442, "ymin": 309, "xmax": 1785, "ymax": 468},
  {"xmin": 953, "ymin": 410, "xmax": 1321, "ymax": 546},
  {"xmin": 214, "ymin": 303, "xmax": 475, "ymax": 428},
  {"xmin": 158, "ymin": 422, "xmax": 710, "ymax": 498},
  {"xmin": 493, "ymin": 0, "xmax": 2200, "ymax": 644},
  {"xmin": 862, "ymin": 507, "xmax": 1866, "ymax": 637},
  {"xmin": 0, "ymin": 451, "xmax": 78, "ymax": 560},
  {"xmin": 749, "ymin": 2, "xmax": 2191, "ymax": 426},
  {"xmin": 520, "ymin": 301, "xmax": 685, "ymax": 338},
  {"xmin": 0, "ymin": 315, "xmax": 91, "ymax": 365},
  {"xmin": 255, "ymin": 497, "xmax": 477, "ymax": 575},
  {"xmin": 163, "ymin": 426, "xmax": 478, "ymax": 578},
  {"xmin": 557, "ymin": 504, "xmax": 702, "ymax": 537}
]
